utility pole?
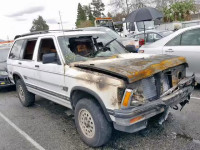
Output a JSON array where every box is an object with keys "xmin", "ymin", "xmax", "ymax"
[
  {"xmin": 59, "ymin": 11, "xmax": 64, "ymax": 31},
  {"xmin": 57, "ymin": 22, "xmax": 61, "ymax": 30}
]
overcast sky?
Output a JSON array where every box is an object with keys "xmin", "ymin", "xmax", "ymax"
[{"xmin": 0, "ymin": 0, "xmax": 110, "ymax": 40}]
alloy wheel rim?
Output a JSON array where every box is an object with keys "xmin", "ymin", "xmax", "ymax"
[
  {"xmin": 18, "ymin": 85, "xmax": 25, "ymax": 102},
  {"xmin": 78, "ymin": 108, "xmax": 95, "ymax": 138}
]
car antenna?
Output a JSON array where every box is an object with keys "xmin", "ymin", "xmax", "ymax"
[{"xmin": 59, "ymin": 11, "xmax": 65, "ymax": 35}]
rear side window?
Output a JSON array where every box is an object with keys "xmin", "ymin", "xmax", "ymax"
[
  {"xmin": 181, "ymin": 29, "xmax": 200, "ymax": 46},
  {"xmin": 22, "ymin": 39, "xmax": 37, "ymax": 60},
  {"xmin": 9, "ymin": 40, "xmax": 24, "ymax": 59},
  {"xmin": 165, "ymin": 34, "xmax": 181, "ymax": 46}
]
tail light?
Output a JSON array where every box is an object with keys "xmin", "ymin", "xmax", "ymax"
[
  {"xmin": 138, "ymin": 50, "xmax": 144, "ymax": 53},
  {"xmin": 139, "ymin": 39, "xmax": 145, "ymax": 47}
]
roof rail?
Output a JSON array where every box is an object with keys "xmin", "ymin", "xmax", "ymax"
[
  {"xmin": 14, "ymin": 31, "xmax": 49, "ymax": 40},
  {"xmin": 14, "ymin": 29, "xmax": 83, "ymax": 40}
]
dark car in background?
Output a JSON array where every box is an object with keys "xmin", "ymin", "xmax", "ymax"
[
  {"xmin": 0, "ymin": 46, "xmax": 14, "ymax": 88},
  {"xmin": 128, "ymin": 30, "xmax": 173, "ymax": 46}
]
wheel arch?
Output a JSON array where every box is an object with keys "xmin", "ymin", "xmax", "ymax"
[
  {"xmin": 13, "ymin": 72, "xmax": 23, "ymax": 83},
  {"xmin": 70, "ymin": 86, "xmax": 112, "ymax": 122}
]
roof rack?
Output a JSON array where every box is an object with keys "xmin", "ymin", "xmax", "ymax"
[{"xmin": 14, "ymin": 29, "xmax": 83, "ymax": 40}]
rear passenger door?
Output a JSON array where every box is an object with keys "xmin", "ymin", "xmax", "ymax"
[
  {"xmin": 19, "ymin": 39, "xmax": 38, "ymax": 85},
  {"xmin": 33, "ymin": 36, "xmax": 68, "ymax": 102},
  {"xmin": 7, "ymin": 40, "xmax": 24, "ymax": 81},
  {"xmin": 7, "ymin": 39, "xmax": 37, "ymax": 85}
]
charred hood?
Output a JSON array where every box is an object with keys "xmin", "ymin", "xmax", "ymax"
[{"xmin": 74, "ymin": 54, "xmax": 186, "ymax": 83}]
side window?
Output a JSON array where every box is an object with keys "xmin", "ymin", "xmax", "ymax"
[
  {"xmin": 147, "ymin": 33, "xmax": 162, "ymax": 42},
  {"xmin": 165, "ymin": 34, "xmax": 181, "ymax": 46},
  {"xmin": 9, "ymin": 40, "xmax": 24, "ymax": 59},
  {"xmin": 154, "ymin": 33, "xmax": 162, "ymax": 41},
  {"xmin": 181, "ymin": 29, "xmax": 200, "ymax": 46},
  {"xmin": 138, "ymin": 34, "xmax": 145, "ymax": 40},
  {"xmin": 22, "ymin": 39, "xmax": 37, "ymax": 60},
  {"xmin": 38, "ymin": 38, "xmax": 60, "ymax": 64},
  {"xmin": 147, "ymin": 33, "xmax": 154, "ymax": 42}
]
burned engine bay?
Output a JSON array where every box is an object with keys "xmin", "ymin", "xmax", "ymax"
[{"xmin": 125, "ymin": 64, "xmax": 187, "ymax": 106}]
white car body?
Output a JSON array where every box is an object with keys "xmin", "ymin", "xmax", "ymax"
[{"xmin": 139, "ymin": 25, "xmax": 200, "ymax": 83}]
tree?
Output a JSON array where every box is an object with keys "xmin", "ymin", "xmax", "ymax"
[
  {"xmin": 163, "ymin": 0, "xmax": 196, "ymax": 22},
  {"xmin": 107, "ymin": 12, "xmax": 113, "ymax": 18},
  {"xmin": 30, "ymin": 16, "xmax": 49, "ymax": 32},
  {"xmin": 111, "ymin": 13, "xmax": 127, "ymax": 22},
  {"xmin": 91, "ymin": 0, "xmax": 105, "ymax": 17},
  {"xmin": 88, "ymin": 5, "xmax": 95, "ymax": 23},
  {"xmin": 83, "ymin": 5, "xmax": 95, "ymax": 24},
  {"xmin": 76, "ymin": 3, "xmax": 87, "ymax": 27},
  {"xmin": 109, "ymin": 0, "xmax": 152, "ymax": 15},
  {"xmin": 78, "ymin": 20, "xmax": 94, "ymax": 28}
]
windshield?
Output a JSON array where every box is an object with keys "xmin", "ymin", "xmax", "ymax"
[
  {"xmin": 58, "ymin": 33, "xmax": 127, "ymax": 63},
  {"xmin": 0, "ymin": 48, "xmax": 9, "ymax": 71},
  {"xmin": 136, "ymin": 21, "xmax": 155, "ymax": 31},
  {"xmin": 101, "ymin": 28, "xmax": 121, "ymax": 39}
]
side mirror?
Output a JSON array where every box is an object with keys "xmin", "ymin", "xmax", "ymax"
[
  {"xmin": 125, "ymin": 45, "xmax": 137, "ymax": 53},
  {"xmin": 42, "ymin": 53, "xmax": 60, "ymax": 64}
]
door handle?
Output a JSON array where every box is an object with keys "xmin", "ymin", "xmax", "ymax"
[
  {"xmin": 35, "ymin": 65, "xmax": 39, "ymax": 68},
  {"xmin": 18, "ymin": 62, "xmax": 22, "ymax": 65},
  {"xmin": 165, "ymin": 49, "xmax": 174, "ymax": 52}
]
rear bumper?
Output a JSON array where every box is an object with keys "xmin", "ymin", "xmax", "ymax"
[
  {"xmin": 0, "ymin": 75, "xmax": 14, "ymax": 87},
  {"xmin": 112, "ymin": 76, "xmax": 195, "ymax": 133}
]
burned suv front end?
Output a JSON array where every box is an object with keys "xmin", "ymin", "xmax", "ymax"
[{"xmin": 112, "ymin": 57, "xmax": 195, "ymax": 133}]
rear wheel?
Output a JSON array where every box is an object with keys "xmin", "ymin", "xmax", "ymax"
[
  {"xmin": 16, "ymin": 79, "xmax": 35, "ymax": 107},
  {"xmin": 75, "ymin": 98, "xmax": 112, "ymax": 147}
]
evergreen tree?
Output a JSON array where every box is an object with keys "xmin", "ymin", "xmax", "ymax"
[
  {"xmin": 88, "ymin": 5, "xmax": 95, "ymax": 24},
  {"xmin": 76, "ymin": 3, "xmax": 87, "ymax": 27},
  {"xmin": 91, "ymin": 0, "xmax": 105, "ymax": 17},
  {"xmin": 107, "ymin": 12, "xmax": 113, "ymax": 18},
  {"xmin": 30, "ymin": 16, "xmax": 49, "ymax": 32}
]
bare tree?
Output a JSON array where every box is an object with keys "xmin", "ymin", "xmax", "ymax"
[{"xmin": 109, "ymin": 0, "xmax": 154, "ymax": 15}]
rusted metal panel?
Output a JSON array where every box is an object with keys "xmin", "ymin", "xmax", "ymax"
[{"xmin": 73, "ymin": 55, "xmax": 186, "ymax": 83}]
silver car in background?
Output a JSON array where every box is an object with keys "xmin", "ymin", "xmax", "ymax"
[
  {"xmin": 128, "ymin": 30, "xmax": 173, "ymax": 46},
  {"xmin": 0, "ymin": 46, "xmax": 14, "ymax": 88},
  {"xmin": 139, "ymin": 25, "xmax": 200, "ymax": 83}
]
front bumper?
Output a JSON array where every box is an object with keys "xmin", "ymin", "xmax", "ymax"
[{"xmin": 112, "ymin": 76, "xmax": 195, "ymax": 133}]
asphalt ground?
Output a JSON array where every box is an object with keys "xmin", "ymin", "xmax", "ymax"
[{"xmin": 0, "ymin": 86, "xmax": 200, "ymax": 150}]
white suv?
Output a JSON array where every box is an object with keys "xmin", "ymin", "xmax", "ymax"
[{"xmin": 7, "ymin": 30, "xmax": 195, "ymax": 147}]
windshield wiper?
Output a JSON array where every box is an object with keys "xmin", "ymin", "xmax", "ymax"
[
  {"xmin": 104, "ymin": 38, "xmax": 117, "ymax": 48},
  {"xmin": 93, "ymin": 38, "xmax": 117, "ymax": 56}
]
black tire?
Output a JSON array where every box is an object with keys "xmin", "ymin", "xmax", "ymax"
[
  {"xmin": 16, "ymin": 79, "xmax": 35, "ymax": 107},
  {"xmin": 75, "ymin": 98, "xmax": 112, "ymax": 147}
]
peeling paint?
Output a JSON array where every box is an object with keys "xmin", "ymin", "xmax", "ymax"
[{"xmin": 74, "ymin": 55, "xmax": 186, "ymax": 83}]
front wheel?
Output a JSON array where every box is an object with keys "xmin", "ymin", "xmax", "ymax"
[
  {"xmin": 75, "ymin": 98, "xmax": 112, "ymax": 147},
  {"xmin": 16, "ymin": 79, "xmax": 35, "ymax": 107}
]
